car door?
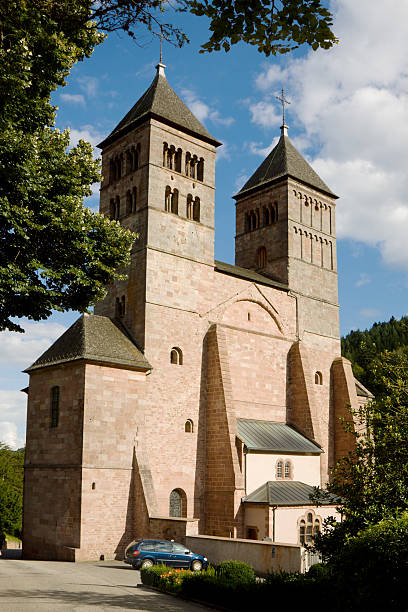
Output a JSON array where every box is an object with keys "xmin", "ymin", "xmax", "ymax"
[
  {"xmin": 155, "ymin": 540, "xmax": 173, "ymax": 565},
  {"xmin": 170, "ymin": 542, "xmax": 192, "ymax": 568}
]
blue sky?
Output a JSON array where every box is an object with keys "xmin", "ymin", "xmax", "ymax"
[{"xmin": 2, "ymin": 0, "xmax": 408, "ymax": 448}]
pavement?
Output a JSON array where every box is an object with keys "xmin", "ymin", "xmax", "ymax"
[{"xmin": 0, "ymin": 554, "xmax": 213, "ymax": 612}]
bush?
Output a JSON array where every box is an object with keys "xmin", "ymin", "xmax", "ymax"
[
  {"xmin": 140, "ymin": 565, "xmax": 193, "ymax": 594},
  {"xmin": 215, "ymin": 560, "xmax": 256, "ymax": 584}
]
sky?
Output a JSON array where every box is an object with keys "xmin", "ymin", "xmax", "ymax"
[{"xmin": 2, "ymin": 0, "xmax": 408, "ymax": 449}]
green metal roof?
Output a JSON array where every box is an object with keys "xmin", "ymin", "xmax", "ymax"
[
  {"xmin": 98, "ymin": 65, "xmax": 221, "ymax": 149},
  {"xmin": 26, "ymin": 315, "xmax": 151, "ymax": 372},
  {"xmin": 234, "ymin": 131, "xmax": 336, "ymax": 199},
  {"xmin": 237, "ymin": 419, "xmax": 322, "ymax": 454},
  {"xmin": 214, "ymin": 260, "xmax": 288, "ymax": 291},
  {"xmin": 243, "ymin": 481, "xmax": 339, "ymax": 506}
]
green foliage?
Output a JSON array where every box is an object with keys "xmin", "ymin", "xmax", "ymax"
[
  {"xmin": 215, "ymin": 559, "xmax": 256, "ymax": 583},
  {"xmin": 0, "ymin": 443, "xmax": 24, "ymax": 538},
  {"xmin": 0, "ymin": 0, "xmax": 135, "ymax": 331},
  {"xmin": 329, "ymin": 514, "xmax": 408, "ymax": 611},
  {"xmin": 182, "ymin": 0, "xmax": 337, "ymax": 56}
]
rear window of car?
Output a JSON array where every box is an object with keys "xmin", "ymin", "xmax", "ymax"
[{"xmin": 139, "ymin": 542, "xmax": 157, "ymax": 551}]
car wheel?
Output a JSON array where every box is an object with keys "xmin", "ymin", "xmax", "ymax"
[
  {"xmin": 141, "ymin": 558, "xmax": 154, "ymax": 569},
  {"xmin": 191, "ymin": 559, "xmax": 203, "ymax": 572}
]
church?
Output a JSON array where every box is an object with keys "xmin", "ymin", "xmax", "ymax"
[{"xmin": 22, "ymin": 63, "xmax": 371, "ymax": 561}]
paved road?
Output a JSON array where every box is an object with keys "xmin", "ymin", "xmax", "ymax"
[{"xmin": 0, "ymin": 556, "xmax": 212, "ymax": 612}]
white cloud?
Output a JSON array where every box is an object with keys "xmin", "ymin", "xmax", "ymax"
[
  {"xmin": 181, "ymin": 89, "xmax": 234, "ymax": 127},
  {"xmin": 0, "ymin": 391, "xmax": 27, "ymax": 449},
  {"xmin": 0, "ymin": 321, "xmax": 66, "ymax": 367},
  {"xmin": 249, "ymin": 139, "xmax": 278, "ymax": 157},
  {"xmin": 250, "ymin": 0, "xmax": 408, "ymax": 271},
  {"xmin": 216, "ymin": 142, "xmax": 231, "ymax": 162},
  {"xmin": 60, "ymin": 93, "xmax": 86, "ymax": 106},
  {"xmin": 234, "ymin": 174, "xmax": 249, "ymax": 193},
  {"xmin": 77, "ymin": 76, "xmax": 99, "ymax": 98},
  {"xmin": 68, "ymin": 125, "xmax": 105, "ymax": 153},
  {"xmin": 355, "ymin": 273, "xmax": 371, "ymax": 287}
]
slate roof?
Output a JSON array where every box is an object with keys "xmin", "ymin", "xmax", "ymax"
[
  {"xmin": 355, "ymin": 378, "xmax": 374, "ymax": 398},
  {"xmin": 237, "ymin": 419, "xmax": 322, "ymax": 454},
  {"xmin": 235, "ymin": 131, "xmax": 336, "ymax": 199},
  {"xmin": 98, "ymin": 65, "xmax": 221, "ymax": 149},
  {"xmin": 243, "ymin": 481, "xmax": 339, "ymax": 506},
  {"xmin": 214, "ymin": 260, "xmax": 289, "ymax": 291},
  {"xmin": 26, "ymin": 315, "xmax": 151, "ymax": 372}
]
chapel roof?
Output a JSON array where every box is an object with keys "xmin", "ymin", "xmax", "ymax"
[
  {"xmin": 98, "ymin": 64, "xmax": 221, "ymax": 149},
  {"xmin": 237, "ymin": 419, "xmax": 323, "ymax": 454},
  {"xmin": 243, "ymin": 481, "xmax": 340, "ymax": 506},
  {"xmin": 234, "ymin": 127, "xmax": 337, "ymax": 199},
  {"xmin": 26, "ymin": 314, "xmax": 151, "ymax": 372}
]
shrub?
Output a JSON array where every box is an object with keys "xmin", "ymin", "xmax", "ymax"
[
  {"xmin": 140, "ymin": 565, "xmax": 193, "ymax": 594},
  {"xmin": 215, "ymin": 560, "xmax": 256, "ymax": 584}
]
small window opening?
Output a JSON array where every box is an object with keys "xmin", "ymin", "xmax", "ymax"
[
  {"xmin": 186, "ymin": 194, "xmax": 193, "ymax": 219},
  {"xmin": 132, "ymin": 186, "xmax": 137, "ymax": 213},
  {"xmin": 50, "ymin": 386, "xmax": 60, "ymax": 428},
  {"xmin": 315, "ymin": 371, "xmax": 323, "ymax": 385},
  {"xmin": 165, "ymin": 186, "xmax": 171, "ymax": 211},
  {"xmin": 185, "ymin": 419, "xmax": 193, "ymax": 433},
  {"xmin": 170, "ymin": 347, "xmax": 183, "ymax": 365},
  {"xmin": 284, "ymin": 461, "xmax": 291, "ymax": 479},
  {"xmin": 276, "ymin": 460, "xmax": 283, "ymax": 479},
  {"xmin": 257, "ymin": 246, "xmax": 267, "ymax": 269},
  {"xmin": 247, "ymin": 312, "xmax": 251, "ymax": 321},
  {"xmin": 171, "ymin": 188, "xmax": 179, "ymax": 215},
  {"xmin": 193, "ymin": 197, "xmax": 200, "ymax": 222},
  {"xmin": 92, "ymin": 482, "xmax": 96, "ymax": 490}
]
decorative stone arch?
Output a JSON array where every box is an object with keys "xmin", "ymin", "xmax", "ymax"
[
  {"xmin": 169, "ymin": 488, "xmax": 187, "ymax": 517},
  {"xmin": 184, "ymin": 419, "xmax": 194, "ymax": 433},
  {"xmin": 170, "ymin": 347, "xmax": 183, "ymax": 365}
]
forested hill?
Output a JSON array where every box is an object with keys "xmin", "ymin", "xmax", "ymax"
[{"xmin": 341, "ymin": 315, "xmax": 408, "ymax": 389}]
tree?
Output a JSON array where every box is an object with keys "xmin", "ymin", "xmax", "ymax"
[
  {"xmin": 0, "ymin": 1, "xmax": 134, "ymax": 332},
  {"xmin": 0, "ymin": 443, "xmax": 24, "ymax": 537},
  {"xmin": 314, "ymin": 350, "xmax": 408, "ymax": 560},
  {"xmin": 1, "ymin": 0, "xmax": 337, "ymax": 332}
]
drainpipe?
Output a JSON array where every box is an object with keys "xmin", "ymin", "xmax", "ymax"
[{"xmin": 271, "ymin": 505, "xmax": 277, "ymax": 541}]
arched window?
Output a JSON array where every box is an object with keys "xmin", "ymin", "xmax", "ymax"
[
  {"xmin": 121, "ymin": 295, "xmax": 125, "ymax": 317},
  {"xmin": 170, "ymin": 347, "xmax": 183, "ymax": 365},
  {"xmin": 126, "ymin": 190, "xmax": 132, "ymax": 215},
  {"xmin": 50, "ymin": 386, "xmax": 60, "ymax": 428},
  {"xmin": 263, "ymin": 207, "xmax": 270, "ymax": 225},
  {"xmin": 299, "ymin": 511, "xmax": 320, "ymax": 545},
  {"xmin": 175, "ymin": 148, "xmax": 182, "ymax": 173},
  {"xmin": 165, "ymin": 186, "xmax": 171, "ymax": 212},
  {"xmin": 315, "ymin": 371, "xmax": 323, "ymax": 385},
  {"xmin": 163, "ymin": 143, "xmax": 168, "ymax": 167},
  {"xmin": 109, "ymin": 198, "xmax": 115, "ymax": 220},
  {"xmin": 115, "ymin": 196, "xmax": 120, "ymax": 219},
  {"xmin": 193, "ymin": 197, "xmax": 200, "ymax": 222},
  {"xmin": 171, "ymin": 188, "xmax": 179, "ymax": 214},
  {"xmin": 185, "ymin": 419, "xmax": 193, "ymax": 433},
  {"xmin": 185, "ymin": 152, "xmax": 191, "ymax": 176},
  {"xmin": 132, "ymin": 186, "xmax": 137, "ymax": 213},
  {"xmin": 276, "ymin": 460, "xmax": 283, "ymax": 479},
  {"xmin": 135, "ymin": 143, "xmax": 140, "ymax": 170},
  {"xmin": 197, "ymin": 158, "xmax": 204, "ymax": 182},
  {"xmin": 284, "ymin": 460, "xmax": 292, "ymax": 479},
  {"xmin": 186, "ymin": 194, "xmax": 193, "ymax": 219},
  {"xmin": 257, "ymin": 246, "xmax": 267, "ymax": 269},
  {"xmin": 169, "ymin": 488, "xmax": 187, "ymax": 517},
  {"xmin": 126, "ymin": 150, "xmax": 132, "ymax": 174},
  {"xmin": 190, "ymin": 155, "xmax": 197, "ymax": 178}
]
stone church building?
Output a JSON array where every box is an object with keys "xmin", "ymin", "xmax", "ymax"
[{"xmin": 22, "ymin": 64, "xmax": 371, "ymax": 561}]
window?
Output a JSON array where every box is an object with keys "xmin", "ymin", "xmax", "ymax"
[
  {"xmin": 186, "ymin": 194, "xmax": 193, "ymax": 219},
  {"xmin": 197, "ymin": 158, "xmax": 204, "ymax": 182},
  {"xmin": 169, "ymin": 488, "xmax": 187, "ymax": 517},
  {"xmin": 277, "ymin": 458, "xmax": 292, "ymax": 480},
  {"xmin": 257, "ymin": 246, "xmax": 267, "ymax": 269},
  {"xmin": 175, "ymin": 148, "xmax": 182, "ymax": 173},
  {"xmin": 132, "ymin": 186, "xmax": 137, "ymax": 213},
  {"xmin": 92, "ymin": 482, "xmax": 96, "ymax": 490},
  {"xmin": 315, "ymin": 371, "xmax": 323, "ymax": 385},
  {"xmin": 193, "ymin": 197, "xmax": 200, "ymax": 222},
  {"xmin": 185, "ymin": 152, "xmax": 191, "ymax": 176},
  {"xmin": 276, "ymin": 460, "xmax": 283, "ymax": 479},
  {"xmin": 185, "ymin": 419, "xmax": 193, "ymax": 433},
  {"xmin": 170, "ymin": 347, "xmax": 183, "ymax": 365},
  {"xmin": 299, "ymin": 511, "xmax": 321, "ymax": 545},
  {"xmin": 284, "ymin": 461, "xmax": 291, "ymax": 479},
  {"xmin": 171, "ymin": 188, "xmax": 179, "ymax": 214},
  {"xmin": 50, "ymin": 386, "xmax": 59, "ymax": 428},
  {"xmin": 126, "ymin": 190, "xmax": 132, "ymax": 215},
  {"xmin": 165, "ymin": 186, "xmax": 171, "ymax": 211},
  {"xmin": 116, "ymin": 296, "xmax": 125, "ymax": 317},
  {"xmin": 172, "ymin": 542, "xmax": 187, "ymax": 553}
]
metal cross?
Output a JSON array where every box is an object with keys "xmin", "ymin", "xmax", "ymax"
[{"xmin": 276, "ymin": 88, "xmax": 291, "ymax": 125}]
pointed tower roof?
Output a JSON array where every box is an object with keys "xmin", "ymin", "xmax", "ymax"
[
  {"xmin": 235, "ymin": 126, "xmax": 337, "ymax": 199},
  {"xmin": 98, "ymin": 64, "xmax": 221, "ymax": 149},
  {"xmin": 25, "ymin": 314, "xmax": 151, "ymax": 372}
]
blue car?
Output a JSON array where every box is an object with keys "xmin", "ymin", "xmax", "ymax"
[{"xmin": 124, "ymin": 539, "xmax": 208, "ymax": 571}]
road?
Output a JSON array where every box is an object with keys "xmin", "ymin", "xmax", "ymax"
[{"xmin": 0, "ymin": 555, "xmax": 213, "ymax": 612}]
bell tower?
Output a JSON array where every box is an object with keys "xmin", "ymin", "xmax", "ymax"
[
  {"xmin": 95, "ymin": 63, "xmax": 221, "ymax": 348},
  {"xmin": 234, "ymin": 124, "xmax": 339, "ymax": 339}
]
